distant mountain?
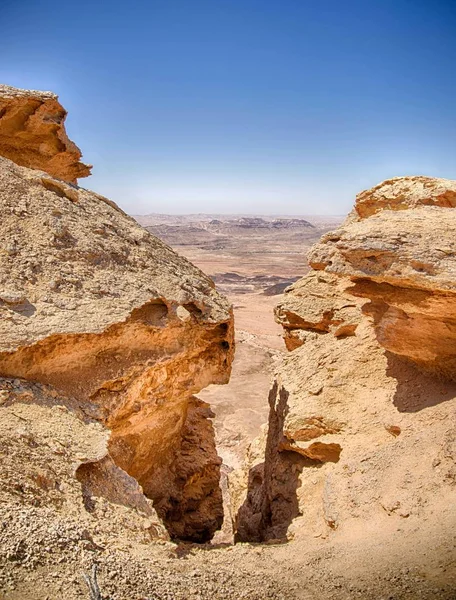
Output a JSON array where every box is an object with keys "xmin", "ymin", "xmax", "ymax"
[
  {"xmin": 205, "ymin": 217, "xmax": 314, "ymax": 231},
  {"xmin": 134, "ymin": 213, "xmax": 342, "ymax": 229}
]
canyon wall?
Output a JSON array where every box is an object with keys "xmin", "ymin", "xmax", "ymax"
[
  {"xmin": 234, "ymin": 176, "xmax": 456, "ymax": 542},
  {"xmin": 0, "ymin": 85, "xmax": 234, "ymax": 544}
]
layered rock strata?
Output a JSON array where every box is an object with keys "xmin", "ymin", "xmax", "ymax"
[
  {"xmin": 234, "ymin": 176, "xmax": 456, "ymax": 542},
  {"xmin": 0, "ymin": 86, "xmax": 234, "ymax": 542},
  {"xmin": 0, "ymin": 84, "xmax": 91, "ymax": 183}
]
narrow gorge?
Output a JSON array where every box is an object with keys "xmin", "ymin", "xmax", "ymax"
[{"xmin": 0, "ymin": 84, "xmax": 455, "ymax": 600}]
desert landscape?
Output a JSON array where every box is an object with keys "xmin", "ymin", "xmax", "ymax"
[
  {"xmin": 0, "ymin": 84, "xmax": 455, "ymax": 600},
  {"xmin": 135, "ymin": 213, "xmax": 342, "ymax": 474}
]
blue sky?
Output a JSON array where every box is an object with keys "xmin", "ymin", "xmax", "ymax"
[{"xmin": 2, "ymin": 0, "xmax": 455, "ymax": 215}]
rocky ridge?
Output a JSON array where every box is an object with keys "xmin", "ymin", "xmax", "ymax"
[
  {"xmin": 233, "ymin": 176, "xmax": 456, "ymax": 557},
  {"xmin": 0, "ymin": 84, "xmax": 234, "ymax": 546}
]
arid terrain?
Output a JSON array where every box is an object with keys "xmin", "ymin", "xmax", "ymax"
[
  {"xmin": 1, "ymin": 84, "xmax": 455, "ymax": 600},
  {"xmin": 134, "ymin": 213, "xmax": 342, "ymax": 472}
]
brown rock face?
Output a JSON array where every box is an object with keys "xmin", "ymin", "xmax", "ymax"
[
  {"xmin": 234, "ymin": 176, "xmax": 456, "ymax": 543},
  {"xmin": 0, "ymin": 87, "xmax": 234, "ymax": 542},
  {"xmin": 0, "ymin": 84, "xmax": 91, "ymax": 183},
  {"xmin": 308, "ymin": 178, "xmax": 456, "ymax": 379}
]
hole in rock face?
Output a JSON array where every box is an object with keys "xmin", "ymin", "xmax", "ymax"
[
  {"xmin": 183, "ymin": 302, "xmax": 204, "ymax": 318},
  {"xmin": 129, "ymin": 300, "xmax": 169, "ymax": 327}
]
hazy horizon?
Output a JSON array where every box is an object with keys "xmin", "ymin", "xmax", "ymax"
[
  {"xmin": 2, "ymin": 0, "xmax": 455, "ymax": 215},
  {"xmin": 130, "ymin": 210, "xmax": 347, "ymax": 217}
]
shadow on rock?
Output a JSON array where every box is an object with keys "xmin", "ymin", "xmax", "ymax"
[
  {"xmin": 235, "ymin": 382, "xmax": 322, "ymax": 543},
  {"xmin": 386, "ymin": 352, "xmax": 456, "ymax": 413}
]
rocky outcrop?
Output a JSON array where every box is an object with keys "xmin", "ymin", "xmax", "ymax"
[
  {"xmin": 353, "ymin": 176, "xmax": 456, "ymax": 218},
  {"xmin": 308, "ymin": 177, "xmax": 456, "ymax": 379},
  {"xmin": 275, "ymin": 272, "xmax": 362, "ymax": 350},
  {"xmin": 0, "ymin": 87, "xmax": 234, "ymax": 543},
  {"xmin": 0, "ymin": 379, "xmax": 168, "ymax": 548},
  {"xmin": 235, "ymin": 176, "xmax": 456, "ymax": 543},
  {"xmin": 0, "ymin": 84, "xmax": 91, "ymax": 183}
]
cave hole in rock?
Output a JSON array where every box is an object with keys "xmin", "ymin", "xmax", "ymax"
[{"xmin": 129, "ymin": 299, "xmax": 169, "ymax": 327}]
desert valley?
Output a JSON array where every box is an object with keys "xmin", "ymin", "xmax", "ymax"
[
  {"xmin": 135, "ymin": 212, "xmax": 342, "ymax": 475},
  {"xmin": 0, "ymin": 84, "xmax": 455, "ymax": 600}
]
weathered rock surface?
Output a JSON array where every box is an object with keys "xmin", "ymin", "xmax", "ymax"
[
  {"xmin": 234, "ymin": 176, "xmax": 456, "ymax": 545},
  {"xmin": 354, "ymin": 175, "xmax": 456, "ymax": 218},
  {"xmin": 275, "ymin": 272, "xmax": 362, "ymax": 350},
  {"xmin": 0, "ymin": 87, "xmax": 234, "ymax": 543},
  {"xmin": 0, "ymin": 84, "xmax": 91, "ymax": 183},
  {"xmin": 308, "ymin": 178, "xmax": 456, "ymax": 378}
]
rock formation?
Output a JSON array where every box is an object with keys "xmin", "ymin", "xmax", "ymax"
[
  {"xmin": 234, "ymin": 176, "xmax": 456, "ymax": 543},
  {"xmin": 0, "ymin": 84, "xmax": 91, "ymax": 183},
  {"xmin": 0, "ymin": 84, "xmax": 234, "ymax": 544},
  {"xmin": 308, "ymin": 177, "xmax": 456, "ymax": 379}
]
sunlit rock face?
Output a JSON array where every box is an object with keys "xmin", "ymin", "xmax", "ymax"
[
  {"xmin": 233, "ymin": 176, "xmax": 456, "ymax": 543},
  {"xmin": 308, "ymin": 176, "xmax": 456, "ymax": 379},
  {"xmin": 0, "ymin": 86, "xmax": 234, "ymax": 542},
  {"xmin": 0, "ymin": 84, "xmax": 91, "ymax": 183}
]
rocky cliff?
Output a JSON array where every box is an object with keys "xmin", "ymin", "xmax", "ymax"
[
  {"xmin": 0, "ymin": 84, "xmax": 91, "ymax": 183},
  {"xmin": 0, "ymin": 85, "xmax": 234, "ymax": 546},
  {"xmin": 234, "ymin": 176, "xmax": 456, "ymax": 544}
]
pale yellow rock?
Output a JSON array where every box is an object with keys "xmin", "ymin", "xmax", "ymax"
[
  {"xmin": 275, "ymin": 271, "xmax": 363, "ymax": 350},
  {"xmin": 0, "ymin": 86, "xmax": 234, "ymax": 542},
  {"xmin": 354, "ymin": 175, "xmax": 456, "ymax": 219}
]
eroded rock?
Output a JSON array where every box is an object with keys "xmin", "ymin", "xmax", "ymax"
[
  {"xmin": 354, "ymin": 175, "xmax": 456, "ymax": 219},
  {"xmin": 0, "ymin": 86, "xmax": 234, "ymax": 542},
  {"xmin": 233, "ymin": 176, "xmax": 456, "ymax": 543},
  {"xmin": 308, "ymin": 180, "xmax": 456, "ymax": 378},
  {"xmin": 0, "ymin": 84, "xmax": 91, "ymax": 183},
  {"xmin": 275, "ymin": 271, "xmax": 362, "ymax": 350}
]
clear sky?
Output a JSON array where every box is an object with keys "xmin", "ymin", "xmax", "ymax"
[{"xmin": 2, "ymin": 0, "xmax": 456, "ymax": 215}]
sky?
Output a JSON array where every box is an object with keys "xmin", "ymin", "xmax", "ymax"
[{"xmin": 1, "ymin": 0, "xmax": 456, "ymax": 216}]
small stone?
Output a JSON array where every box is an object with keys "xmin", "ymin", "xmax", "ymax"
[{"xmin": 0, "ymin": 290, "xmax": 26, "ymax": 304}]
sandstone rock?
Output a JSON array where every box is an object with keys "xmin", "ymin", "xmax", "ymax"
[
  {"xmin": 0, "ymin": 379, "xmax": 167, "ymax": 544},
  {"xmin": 354, "ymin": 176, "xmax": 456, "ymax": 219},
  {"xmin": 0, "ymin": 84, "xmax": 91, "ymax": 183},
  {"xmin": 274, "ymin": 272, "xmax": 362, "ymax": 350},
  {"xmin": 308, "ymin": 179, "xmax": 456, "ymax": 378},
  {"xmin": 0, "ymin": 86, "xmax": 234, "ymax": 542},
  {"xmin": 308, "ymin": 206, "xmax": 456, "ymax": 292},
  {"xmin": 234, "ymin": 176, "xmax": 456, "ymax": 543}
]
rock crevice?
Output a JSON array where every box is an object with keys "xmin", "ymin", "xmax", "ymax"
[
  {"xmin": 0, "ymin": 85, "xmax": 234, "ymax": 542},
  {"xmin": 233, "ymin": 175, "xmax": 456, "ymax": 543}
]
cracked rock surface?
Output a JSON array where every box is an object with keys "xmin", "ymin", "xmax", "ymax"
[{"xmin": 0, "ymin": 86, "xmax": 234, "ymax": 546}]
